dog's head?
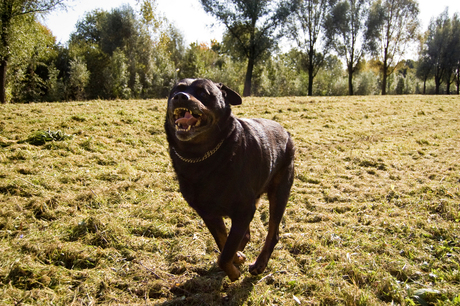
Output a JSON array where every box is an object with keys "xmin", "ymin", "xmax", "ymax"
[{"xmin": 165, "ymin": 79, "xmax": 242, "ymax": 143}]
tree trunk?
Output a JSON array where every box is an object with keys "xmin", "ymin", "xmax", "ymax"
[
  {"xmin": 0, "ymin": 58, "xmax": 7, "ymax": 104},
  {"xmin": 308, "ymin": 45, "xmax": 314, "ymax": 96},
  {"xmin": 382, "ymin": 48, "xmax": 388, "ymax": 95},
  {"xmin": 434, "ymin": 75, "xmax": 441, "ymax": 94},
  {"xmin": 1, "ymin": 3, "xmax": 12, "ymax": 104},
  {"xmin": 348, "ymin": 63, "xmax": 353, "ymax": 96},
  {"xmin": 243, "ymin": 56, "xmax": 254, "ymax": 97},
  {"xmin": 445, "ymin": 71, "xmax": 452, "ymax": 95}
]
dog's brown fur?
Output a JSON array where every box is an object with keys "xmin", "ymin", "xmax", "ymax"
[{"xmin": 164, "ymin": 79, "xmax": 294, "ymax": 281}]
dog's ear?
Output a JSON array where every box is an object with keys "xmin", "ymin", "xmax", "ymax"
[{"xmin": 216, "ymin": 83, "xmax": 242, "ymax": 105}]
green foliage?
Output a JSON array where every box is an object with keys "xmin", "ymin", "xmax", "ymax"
[
  {"xmin": 7, "ymin": 18, "xmax": 58, "ymax": 102},
  {"xmin": 45, "ymin": 64, "xmax": 64, "ymax": 101},
  {"xmin": 103, "ymin": 49, "xmax": 130, "ymax": 99},
  {"xmin": 180, "ymin": 42, "xmax": 214, "ymax": 78},
  {"xmin": 24, "ymin": 128, "xmax": 73, "ymax": 145},
  {"xmin": 314, "ymin": 55, "xmax": 348, "ymax": 96},
  {"xmin": 69, "ymin": 57, "xmax": 90, "ymax": 100},
  {"xmin": 354, "ymin": 70, "xmax": 380, "ymax": 95},
  {"xmin": 0, "ymin": 0, "xmax": 67, "ymax": 103},
  {"xmin": 178, "ymin": 41, "xmax": 242, "ymax": 85},
  {"xmin": 136, "ymin": 0, "xmax": 163, "ymax": 33},
  {"xmin": 253, "ymin": 53, "xmax": 304, "ymax": 97}
]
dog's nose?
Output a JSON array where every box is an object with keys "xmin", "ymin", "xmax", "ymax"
[{"xmin": 173, "ymin": 92, "xmax": 190, "ymax": 101}]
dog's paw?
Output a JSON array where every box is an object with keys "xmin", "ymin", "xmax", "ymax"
[
  {"xmin": 233, "ymin": 251, "xmax": 246, "ymax": 265},
  {"xmin": 218, "ymin": 260, "xmax": 241, "ymax": 282},
  {"xmin": 249, "ymin": 261, "xmax": 267, "ymax": 275},
  {"xmin": 227, "ymin": 266, "xmax": 241, "ymax": 282}
]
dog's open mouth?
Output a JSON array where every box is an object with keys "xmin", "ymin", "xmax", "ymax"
[{"xmin": 174, "ymin": 108, "xmax": 206, "ymax": 132}]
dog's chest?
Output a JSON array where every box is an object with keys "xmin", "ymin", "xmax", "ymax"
[{"xmin": 175, "ymin": 154, "xmax": 261, "ymax": 213}]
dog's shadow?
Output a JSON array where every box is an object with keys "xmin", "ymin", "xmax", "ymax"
[{"xmin": 160, "ymin": 267, "xmax": 258, "ymax": 306}]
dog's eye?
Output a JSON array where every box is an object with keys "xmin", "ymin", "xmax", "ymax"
[{"xmin": 200, "ymin": 91, "xmax": 209, "ymax": 99}]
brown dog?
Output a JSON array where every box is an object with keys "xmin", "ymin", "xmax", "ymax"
[{"xmin": 164, "ymin": 79, "xmax": 295, "ymax": 281}]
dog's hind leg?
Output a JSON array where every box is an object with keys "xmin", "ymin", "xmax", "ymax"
[
  {"xmin": 237, "ymin": 197, "xmax": 260, "ymax": 253},
  {"xmin": 249, "ymin": 160, "xmax": 294, "ymax": 275}
]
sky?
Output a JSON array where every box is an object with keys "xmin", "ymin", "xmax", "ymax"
[{"xmin": 42, "ymin": 0, "xmax": 460, "ymax": 50}]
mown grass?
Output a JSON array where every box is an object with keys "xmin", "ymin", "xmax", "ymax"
[{"xmin": 0, "ymin": 95, "xmax": 459, "ymax": 305}]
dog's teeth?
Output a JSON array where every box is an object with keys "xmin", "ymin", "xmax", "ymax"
[
  {"xmin": 195, "ymin": 119, "xmax": 201, "ymax": 127},
  {"xmin": 186, "ymin": 125, "xmax": 191, "ymax": 131}
]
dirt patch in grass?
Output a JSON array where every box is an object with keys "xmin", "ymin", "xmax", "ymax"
[{"xmin": 0, "ymin": 96, "xmax": 459, "ymax": 305}]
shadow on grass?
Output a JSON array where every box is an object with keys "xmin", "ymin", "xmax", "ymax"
[{"xmin": 160, "ymin": 269, "xmax": 257, "ymax": 306}]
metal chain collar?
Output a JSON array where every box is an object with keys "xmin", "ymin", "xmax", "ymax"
[{"xmin": 172, "ymin": 139, "xmax": 225, "ymax": 163}]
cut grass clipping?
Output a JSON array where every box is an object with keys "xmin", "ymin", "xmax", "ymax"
[
  {"xmin": 24, "ymin": 129, "xmax": 73, "ymax": 146},
  {"xmin": 0, "ymin": 96, "xmax": 459, "ymax": 305}
]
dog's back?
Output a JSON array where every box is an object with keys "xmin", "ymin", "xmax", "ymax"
[{"xmin": 235, "ymin": 118, "xmax": 294, "ymax": 195}]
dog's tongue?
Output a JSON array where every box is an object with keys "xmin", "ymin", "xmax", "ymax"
[{"xmin": 175, "ymin": 111, "xmax": 198, "ymax": 128}]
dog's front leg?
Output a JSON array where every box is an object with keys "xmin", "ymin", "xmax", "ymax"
[
  {"xmin": 218, "ymin": 213, "xmax": 254, "ymax": 281},
  {"xmin": 200, "ymin": 213, "xmax": 247, "ymax": 266},
  {"xmin": 200, "ymin": 214, "xmax": 227, "ymax": 252}
]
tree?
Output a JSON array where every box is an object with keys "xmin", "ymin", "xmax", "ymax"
[
  {"xmin": 181, "ymin": 42, "xmax": 213, "ymax": 78},
  {"xmin": 443, "ymin": 13, "xmax": 460, "ymax": 94},
  {"xmin": 5, "ymin": 17, "xmax": 58, "ymax": 102},
  {"xmin": 254, "ymin": 51, "xmax": 302, "ymax": 96},
  {"xmin": 135, "ymin": 0, "xmax": 163, "ymax": 33},
  {"xmin": 69, "ymin": 13, "xmax": 109, "ymax": 99},
  {"xmin": 70, "ymin": 5, "xmax": 146, "ymax": 99},
  {"xmin": 454, "ymin": 14, "xmax": 460, "ymax": 95},
  {"xmin": 423, "ymin": 9, "xmax": 454, "ymax": 94},
  {"xmin": 324, "ymin": 0, "xmax": 370, "ymax": 95},
  {"xmin": 103, "ymin": 49, "xmax": 130, "ymax": 99},
  {"xmin": 69, "ymin": 57, "xmax": 90, "ymax": 100},
  {"xmin": 416, "ymin": 55, "xmax": 432, "ymax": 95},
  {"xmin": 310, "ymin": 54, "xmax": 347, "ymax": 95},
  {"xmin": 200, "ymin": 0, "xmax": 296, "ymax": 96},
  {"xmin": 288, "ymin": 0, "xmax": 331, "ymax": 96},
  {"xmin": 415, "ymin": 30, "xmax": 432, "ymax": 94},
  {"xmin": 0, "ymin": 0, "xmax": 66, "ymax": 103},
  {"xmin": 69, "ymin": 4, "xmax": 185, "ymax": 99},
  {"xmin": 365, "ymin": 0, "xmax": 419, "ymax": 95}
]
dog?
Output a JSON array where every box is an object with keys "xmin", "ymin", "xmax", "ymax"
[{"xmin": 164, "ymin": 79, "xmax": 295, "ymax": 281}]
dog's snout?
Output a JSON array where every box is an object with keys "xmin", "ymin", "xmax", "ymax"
[{"xmin": 173, "ymin": 92, "xmax": 190, "ymax": 101}]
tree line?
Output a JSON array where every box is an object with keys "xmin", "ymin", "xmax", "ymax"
[{"xmin": 1, "ymin": 0, "xmax": 459, "ymax": 103}]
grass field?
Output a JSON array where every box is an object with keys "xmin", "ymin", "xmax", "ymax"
[{"xmin": 0, "ymin": 95, "xmax": 459, "ymax": 305}]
